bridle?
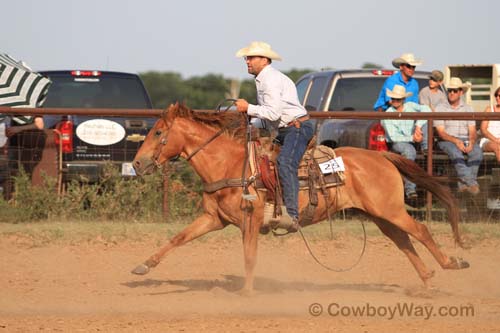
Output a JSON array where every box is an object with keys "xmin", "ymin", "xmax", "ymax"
[
  {"xmin": 151, "ymin": 116, "xmax": 225, "ymax": 168},
  {"xmin": 152, "ymin": 99, "xmax": 240, "ymax": 167},
  {"xmin": 151, "ymin": 117, "xmax": 172, "ymax": 168}
]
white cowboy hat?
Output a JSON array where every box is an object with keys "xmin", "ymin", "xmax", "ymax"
[
  {"xmin": 386, "ymin": 85, "xmax": 413, "ymax": 99},
  {"xmin": 447, "ymin": 77, "xmax": 471, "ymax": 92},
  {"xmin": 235, "ymin": 41, "xmax": 282, "ymax": 61},
  {"xmin": 392, "ymin": 53, "xmax": 423, "ymax": 68}
]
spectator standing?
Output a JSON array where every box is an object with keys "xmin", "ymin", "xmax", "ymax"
[
  {"xmin": 374, "ymin": 53, "xmax": 422, "ymax": 111},
  {"xmin": 435, "ymin": 77, "xmax": 483, "ymax": 195},
  {"xmin": 419, "ymin": 70, "xmax": 447, "ymax": 111},
  {"xmin": 381, "ymin": 85, "xmax": 430, "ymax": 199},
  {"xmin": 479, "ymin": 86, "xmax": 500, "ymax": 162}
]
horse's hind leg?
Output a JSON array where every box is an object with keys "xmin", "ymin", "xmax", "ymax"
[
  {"xmin": 131, "ymin": 213, "xmax": 224, "ymax": 275},
  {"xmin": 384, "ymin": 212, "xmax": 469, "ymax": 270},
  {"xmin": 373, "ymin": 218, "xmax": 435, "ymax": 286}
]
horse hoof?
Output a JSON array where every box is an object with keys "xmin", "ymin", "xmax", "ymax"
[
  {"xmin": 259, "ymin": 225, "xmax": 271, "ymax": 235},
  {"xmin": 449, "ymin": 256, "xmax": 470, "ymax": 269},
  {"xmin": 236, "ymin": 288, "xmax": 255, "ymax": 297},
  {"xmin": 131, "ymin": 263, "xmax": 150, "ymax": 275},
  {"xmin": 422, "ymin": 269, "xmax": 435, "ymax": 282}
]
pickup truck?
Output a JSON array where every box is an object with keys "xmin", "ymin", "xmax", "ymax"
[
  {"xmin": 39, "ymin": 70, "xmax": 155, "ymax": 183},
  {"xmin": 296, "ymin": 69, "xmax": 432, "ymax": 150},
  {"xmin": 296, "ymin": 68, "xmax": 499, "ymax": 213}
]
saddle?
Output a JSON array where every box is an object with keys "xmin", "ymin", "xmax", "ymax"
[
  {"xmin": 253, "ymin": 136, "xmax": 346, "ymax": 227},
  {"xmin": 202, "ymin": 135, "xmax": 346, "ymax": 232}
]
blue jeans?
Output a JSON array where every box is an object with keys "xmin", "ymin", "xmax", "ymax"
[
  {"xmin": 391, "ymin": 142, "xmax": 417, "ymax": 194},
  {"xmin": 437, "ymin": 140, "xmax": 483, "ymax": 187},
  {"xmin": 420, "ymin": 123, "xmax": 429, "ymax": 150},
  {"xmin": 275, "ymin": 120, "xmax": 315, "ymax": 219}
]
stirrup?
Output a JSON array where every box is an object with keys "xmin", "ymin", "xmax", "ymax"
[{"xmin": 271, "ymin": 220, "xmax": 299, "ymax": 237}]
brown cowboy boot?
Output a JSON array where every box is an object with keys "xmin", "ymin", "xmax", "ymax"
[{"xmin": 286, "ymin": 217, "xmax": 299, "ymax": 233}]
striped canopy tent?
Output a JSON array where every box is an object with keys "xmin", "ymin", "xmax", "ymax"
[{"xmin": 0, "ymin": 53, "xmax": 51, "ymax": 109}]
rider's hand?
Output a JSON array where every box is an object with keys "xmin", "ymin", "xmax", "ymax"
[
  {"xmin": 413, "ymin": 126, "xmax": 423, "ymax": 142},
  {"xmin": 235, "ymin": 99, "xmax": 249, "ymax": 113}
]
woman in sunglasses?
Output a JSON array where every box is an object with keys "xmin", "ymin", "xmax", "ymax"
[{"xmin": 479, "ymin": 86, "xmax": 500, "ymax": 162}]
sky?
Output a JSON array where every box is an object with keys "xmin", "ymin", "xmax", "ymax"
[{"xmin": 2, "ymin": 0, "xmax": 499, "ymax": 80}]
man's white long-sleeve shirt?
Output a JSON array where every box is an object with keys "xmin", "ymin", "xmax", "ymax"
[{"xmin": 247, "ymin": 65, "xmax": 307, "ymax": 128}]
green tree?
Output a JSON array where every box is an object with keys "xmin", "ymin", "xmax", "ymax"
[
  {"xmin": 140, "ymin": 71, "xmax": 187, "ymax": 109},
  {"xmin": 184, "ymin": 74, "xmax": 229, "ymax": 109},
  {"xmin": 238, "ymin": 79, "xmax": 257, "ymax": 104},
  {"xmin": 140, "ymin": 69, "xmax": 315, "ymax": 110},
  {"xmin": 284, "ymin": 68, "xmax": 314, "ymax": 82},
  {"xmin": 361, "ymin": 62, "xmax": 383, "ymax": 69}
]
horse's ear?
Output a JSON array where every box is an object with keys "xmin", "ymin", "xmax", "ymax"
[{"xmin": 163, "ymin": 103, "xmax": 177, "ymax": 121}]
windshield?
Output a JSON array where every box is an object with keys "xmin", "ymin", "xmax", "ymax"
[
  {"xmin": 42, "ymin": 74, "xmax": 151, "ymax": 109},
  {"xmin": 328, "ymin": 77, "xmax": 428, "ymax": 111}
]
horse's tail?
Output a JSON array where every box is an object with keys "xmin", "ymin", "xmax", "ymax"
[{"xmin": 382, "ymin": 151, "xmax": 465, "ymax": 248}]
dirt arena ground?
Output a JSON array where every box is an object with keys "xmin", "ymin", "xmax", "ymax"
[{"xmin": 1, "ymin": 224, "xmax": 499, "ymax": 332}]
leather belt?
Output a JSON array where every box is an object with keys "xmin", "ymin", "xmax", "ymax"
[{"xmin": 287, "ymin": 115, "xmax": 310, "ymax": 128}]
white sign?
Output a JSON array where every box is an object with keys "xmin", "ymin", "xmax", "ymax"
[
  {"xmin": 318, "ymin": 156, "xmax": 345, "ymax": 174},
  {"xmin": 121, "ymin": 162, "xmax": 136, "ymax": 176},
  {"xmin": 76, "ymin": 119, "xmax": 125, "ymax": 146}
]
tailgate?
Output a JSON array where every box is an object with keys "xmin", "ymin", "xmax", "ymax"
[{"xmin": 67, "ymin": 115, "xmax": 154, "ymax": 162}]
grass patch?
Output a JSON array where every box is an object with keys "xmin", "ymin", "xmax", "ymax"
[
  {"xmin": 1, "ymin": 219, "xmax": 499, "ymax": 246},
  {"xmin": 0, "ymin": 161, "xmax": 203, "ymax": 223}
]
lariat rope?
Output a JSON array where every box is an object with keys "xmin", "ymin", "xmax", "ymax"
[{"xmin": 297, "ymin": 217, "xmax": 367, "ymax": 273}]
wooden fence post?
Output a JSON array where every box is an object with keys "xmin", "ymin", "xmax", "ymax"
[{"xmin": 162, "ymin": 163, "xmax": 170, "ymax": 221}]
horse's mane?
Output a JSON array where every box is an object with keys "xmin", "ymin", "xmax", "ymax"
[{"xmin": 165, "ymin": 103, "xmax": 247, "ymax": 143}]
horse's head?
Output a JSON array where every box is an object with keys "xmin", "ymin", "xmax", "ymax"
[
  {"xmin": 133, "ymin": 103, "xmax": 184, "ymax": 176},
  {"xmin": 133, "ymin": 102, "xmax": 247, "ymax": 176}
]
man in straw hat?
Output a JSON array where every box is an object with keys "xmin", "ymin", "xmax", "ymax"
[
  {"xmin": 435, "ymin": 77, "xmax": 483, "ymax": 195},
  {"xmin": 381, "ymin": 85, "xmax": 430, "ymax": 199},
  {"xmin": 235, "ymin": 41, "xmax": 314, "ymax": 233},
  {"xmin": 419, "ymin": 70, "xmax": 447, "ymax": 111},
  {"xmin": 374, "ymin": 53, "xmax": 422, "ymax": 112}
]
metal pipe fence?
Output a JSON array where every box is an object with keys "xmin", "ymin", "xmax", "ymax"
[{"xmin": 1, "ymin": 107, "xmax": 500, "ymax": 222}]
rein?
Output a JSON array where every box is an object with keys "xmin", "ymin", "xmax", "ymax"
[
  {"xmin": 151, "ymin": 105, "xmax": 255, "ymax": 206},
  {"xmin": 151, "ymin": 116, "xmax": 224, "ymax": 166},
  {"xmin": 185, "ymin": 129, "xmax": 224, "ymax": 161}
]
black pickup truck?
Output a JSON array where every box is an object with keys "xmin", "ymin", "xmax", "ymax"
[
  {"xmin": 296, "ymin": 69, "xmax": 499, "ymax": 212},
  {"xmin": 40, "ymin": 70, "xmax": 155, "ymax": 183}
]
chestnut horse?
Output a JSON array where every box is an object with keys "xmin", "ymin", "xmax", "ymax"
[{"xmin": 131, "ymin": 103, "xmax": 469, "ymax": 293}]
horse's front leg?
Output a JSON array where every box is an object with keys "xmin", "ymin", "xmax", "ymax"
[
  {"xmin": 239, "ymin": 208, "xmax": 262, "ymax": 295},
  {"xmin": 131, "ymin": 213, "xmax": 223, "ymax": 275}
]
